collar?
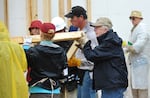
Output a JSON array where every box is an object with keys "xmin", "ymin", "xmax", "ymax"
[
  {"xmin": 40, "ymin": 40, "xmax": 53, "ymax": 45},
  {"xmin": 40, "ymin": 40, "xmax": 59, "ymax": 48}
]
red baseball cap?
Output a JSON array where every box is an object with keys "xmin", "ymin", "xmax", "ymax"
[
  {"xmin": 29, "ymin": 20, "xmax": 42, "ymax": 30},
  {"xmin": 41, "ymin": 23, "xmax": 56, "ymax": 34}
]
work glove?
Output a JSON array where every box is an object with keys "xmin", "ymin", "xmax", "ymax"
[
  {"xmin": 76, "ymin": 32, "xmax": 89, "ymax": 48},
  {"xmin": 68, "ymin": 56, "xmax": 81, "ymax": 67},
  {"xmin": 127, "ymin": 45, "xmax": 135, "ymax": 53},
  {"xmin": 23, "ymin": 36, "xmax": 32, "ymax": 50},
  {"xmin": 123, "ymin": 41, "xmax": 135, "ymax": 53},
  {"xmin": 23, "ymin": 36, "xmax": 32, "ymax": 45}
]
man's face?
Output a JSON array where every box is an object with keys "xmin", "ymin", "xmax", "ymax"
[
  {"xmin": 94, "ymin": 26, "xmax": 108, "ymax": 37},
  {"xmin": 130, "ymin": 17, "xmax": 142, "ymax": 26},
  {"xmin": 70, "ymin": 16, "xmax": 83, "ymax": 27},
  {"xmin": 30, "ymin": 28, "xmax": 40, "ymax": 35}
]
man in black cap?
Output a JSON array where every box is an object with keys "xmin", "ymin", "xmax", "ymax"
[{"xmin": 65, "ymin": 6, "xmax": 98, "ymax": 98}]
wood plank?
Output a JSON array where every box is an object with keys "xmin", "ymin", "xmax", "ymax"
[
  {"xmin": 31, "ymin": 0, "xmax": 38, "ymax": 20},
  {"xmin": 26, "ymin": 0, "xmax": 32, "ymax": 35},
  {"xmin": 67, "ymin": 0, "xmax": 72, "ymax": 26},
  {"xmin": 11, "ymin": 31, "xmax": 83, "ymax": 44},
  {"xmin": 67, "ymin": 41, "xmax": 79, "ymax": 60},
  {"xmin": 43, "ymin": 0, "xmax": 51, "ymax": 22},
  {"xmin": 26, "ymin": 0, "xmax": 38, "ymax": 35},
  {"xmin": 86, "ymin": 0, "xmax": 91, "ymax": 21},
  {"xmin": 4, "ymin": 0, "xmax": 8, "ymax": 28}
]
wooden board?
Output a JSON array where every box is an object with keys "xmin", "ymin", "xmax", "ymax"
[
  {"xmin": 67, "ymin": 0, "xmax": 72, "ymax": 26},
  {"xmin": 67, "ymin": 41, "xmax": 79, "ymax": 60},
  {"xmin": 87, "ymin": 0, "xmax": 92, "ymax": 21},
  {"xmin": 26, "ymin": 0, "xmax": 38, "ymax": 35},
  {"xmin": 4, "ymin": 0, "xmax": 8, "ymax": 28},
  {"xmin": 31, "ymin": 0, "xmax": 38, "ymax": 20},
  {"xmin": 11, "ymin": 31, "xmax": 83, "ymax": 44}
]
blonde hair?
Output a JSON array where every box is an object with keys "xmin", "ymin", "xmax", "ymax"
[{"xmin": 40, "ymin": 30, "xmax": 55, "ymax": 41}]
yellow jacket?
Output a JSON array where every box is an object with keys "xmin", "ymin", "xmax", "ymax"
[{"xmin": 0, "ymin": 21, "xmax": 28, "ymax": 98}]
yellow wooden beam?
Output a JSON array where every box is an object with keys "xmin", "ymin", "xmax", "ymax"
[
  {"xmin": 86, "ymin": 0, "xmax": 91, "ymax": 21},
  {"xmin": 31, "ymin": 0, "xmax": 38, "ymax": 20},
  {"xmin": 4, "ymin": 0, "xmax": 8, "ymax": 28},
  {"xmin": 26, "ymin": 0, "xmax": 38, "ymax": 35},
  {"xmin": 43, "ymin": 0, "xmax": 51, "ymax": 22},
  {"xmin": 67, "ymin": 0, "xmax": 72, "ymax": 26},
  {"xmin": 26, "ymin": 0, "xmax": 38, "ymax": 21},
  {"xmin": 67, "ymin": 0, "xmax": 72, "ymax": 11},
  {"xmin": 11, "ymin": 31, "xmax": 83, "ymax": 44},
  {"xmin": 67, "ymin": 41, "xmax": 79, "ymax": 60},
  {"xmin": 26, "ymin": 0, "xmax": 32, "ymax": 35}
]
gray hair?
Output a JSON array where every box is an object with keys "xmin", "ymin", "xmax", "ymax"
[{"xmin": 101, "ymin": 25, "xmax": 110, "ymax": 30}]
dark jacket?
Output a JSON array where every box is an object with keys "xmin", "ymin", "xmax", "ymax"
[
  {"xmin": 83, "ymin": 30, "xmax": 128, "ymax": 90},
  {"xmin": 55, "ymin": 41, "xmax": 73, "ymax": 52},
  {"xmin": 55, "ymin": 40, "xmax": 79, "ymax": 92},
  {"xmin": 26, "ymin": 42, "xmax": 67, "ymax": 90}
]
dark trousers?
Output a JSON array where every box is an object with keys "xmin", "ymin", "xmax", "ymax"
[{"xmin": 30, "ymin": 93, "xmax": 60, "ymax": 98}]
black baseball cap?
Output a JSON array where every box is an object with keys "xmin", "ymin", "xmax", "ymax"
[{"xmin": 65, "ymin": 6, "xmax": 87, "ymax": 18}]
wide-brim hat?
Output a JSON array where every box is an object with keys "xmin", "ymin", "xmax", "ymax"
[{"xmin": 129, "ymin": 10, "xmax": 143, "ymax": 19}]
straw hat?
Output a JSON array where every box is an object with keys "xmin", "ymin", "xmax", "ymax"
[{"xmin": 129, "ymin": 10, "xmax": 143, "ymax": 19}]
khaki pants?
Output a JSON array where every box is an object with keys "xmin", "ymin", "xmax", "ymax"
[
  {"xmin": 29, "ymin": 93, "xmax": 60, "ymax": 98},
  {"xmin": 132, "ymin": 89, "xmax": 148, "ymax": 98}
]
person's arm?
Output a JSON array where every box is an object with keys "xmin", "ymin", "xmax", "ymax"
[
  {"xmin": 19, "ymin": 46, "xmax": 28, "ymax": 72},
  {"xmin": 24, "ymin": 47, "xmax": 34, "ymax": 68},
  {"xmin": 83, "ymin": 40, "xmax": 116, "ymax": 62},
  {"xmin": 132, "ymin": 31, "xmax": 149, "ymax": 53}
]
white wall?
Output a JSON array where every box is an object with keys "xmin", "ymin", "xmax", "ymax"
[
  {"xmin": 51, "ymin": 0, "xmax": 59, "ymax": 19},
  {"xmin": 37, "ymin": 0, "xmax": 44, "ymax": 21},
  {"xmin": 72, "ymin": 0, "xmax": 87, "ymax": 9},
  {"xmin": 8, "ymin": 0, "xmax": 27, "ymax": 37},
  {"xmin": 91, "ymin": 0, "xmax": 150, "ymax": 41},
  {"xmin": 1, "ymin": 0, "xmax": 150, "ymax": 39}
]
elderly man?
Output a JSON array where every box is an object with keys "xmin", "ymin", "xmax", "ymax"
[
  {"xmin": 76, "ymin": 17, "xmax": 128, "ymax": 98},
  {"xmin": 127, "ymin": 10, "xmax": 150, "ymax": 98}
]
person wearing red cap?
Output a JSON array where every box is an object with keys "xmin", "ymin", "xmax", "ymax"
[
  {"xmin": 29, "ymin": 20, "xmax": 42, "ymax": 35},
  {"xmin": 23, "ymin": 20, "xmax": 42, "ymax": 52},
  {"xmin": 25, "ymin": 23, "xmax": 68, "ymax": 98}
]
